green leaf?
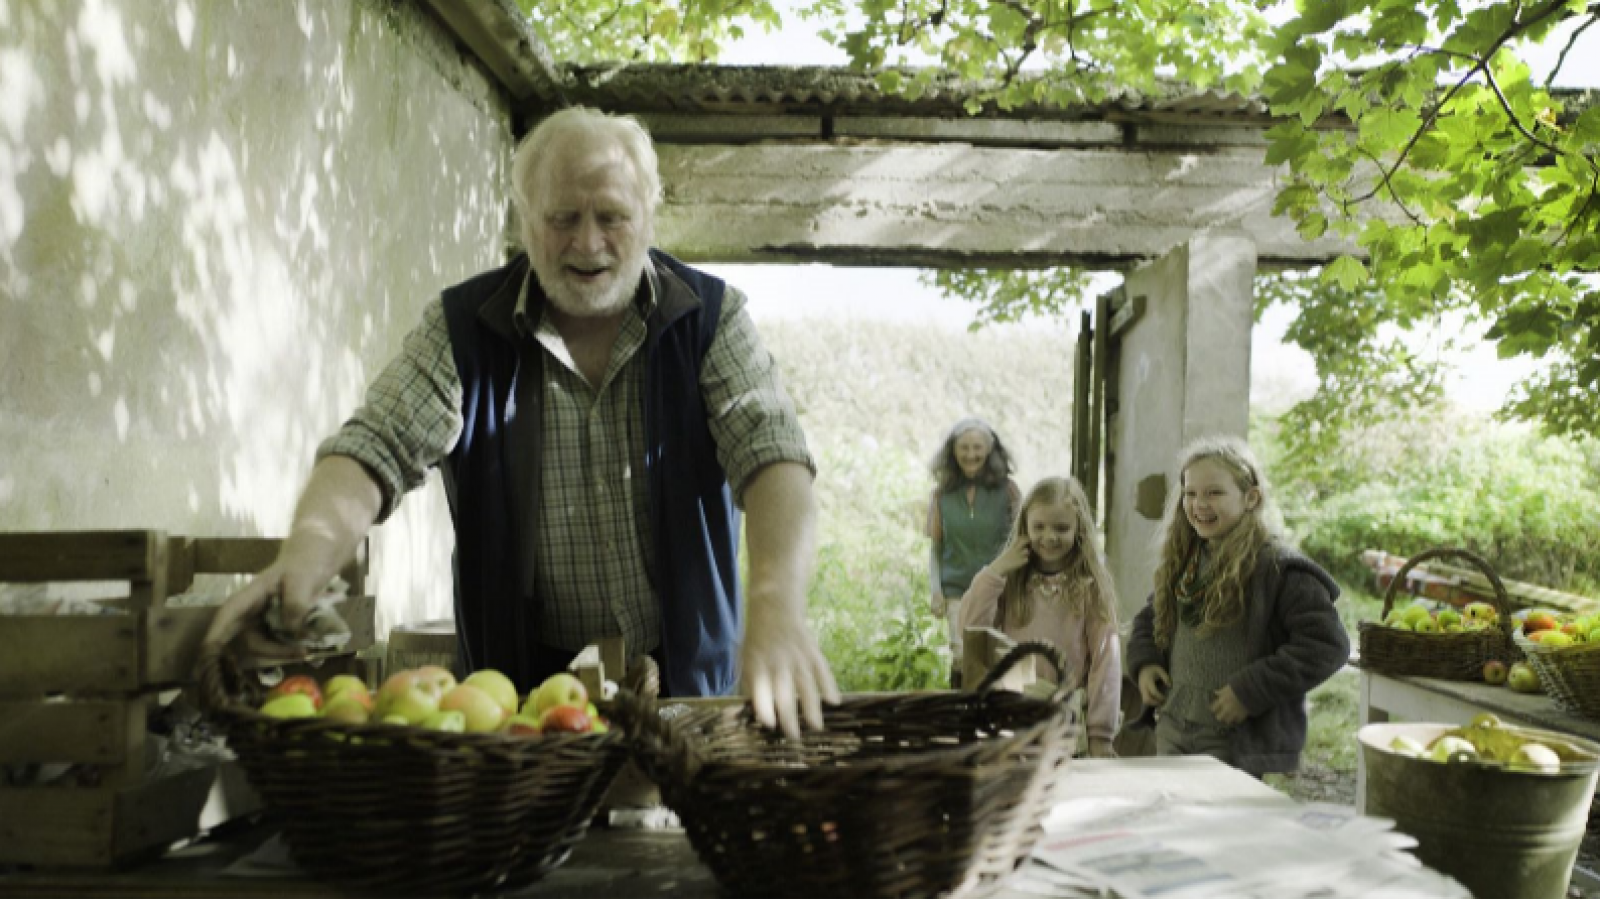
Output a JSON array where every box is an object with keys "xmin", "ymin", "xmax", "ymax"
[{"xmin": 1323, "ymin": 255, "xmax": 1370, "ymax": 292}]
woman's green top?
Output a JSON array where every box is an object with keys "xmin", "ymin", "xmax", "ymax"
[{"xmin": 936, "ymin": 482, "xmax": 1012, "ymax": 597}]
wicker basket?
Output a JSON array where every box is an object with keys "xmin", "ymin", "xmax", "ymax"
[
  {"xmin": 1358, "ymin": 547, "xmax": 1519, "ymax": 680},
  {"xmin": 620, "ymin": 641, "xmax": 1077, "ymax": 898},
  {"xmin": 1515, "ymin": 633, "xmax": 1600, "ymax": 719},
  {"xmin": 198, "ymin": 648, "xmax": 628, "ymax": 896}
]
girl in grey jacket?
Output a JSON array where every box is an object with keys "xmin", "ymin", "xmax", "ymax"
[{"xmin": 1126, "ymin": 436, "xmax": 1350, "ymax": 777}]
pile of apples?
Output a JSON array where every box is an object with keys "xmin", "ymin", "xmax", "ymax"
[
  {"xmin": 1517, "ymin": 609, "xmax": 1600, "ymax": 648},
  {"xmin": 1386, "ymin": 713, "xmax": 1565, "ymax": 774},
  {"xmin": 1378, "ymin": 600, "xmax": 1501, "ymax": 634},
  {"xmin": 256, "ymin": 666, "xmax": 608, "ymax": 736}
]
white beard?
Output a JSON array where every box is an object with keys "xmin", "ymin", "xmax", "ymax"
[{"xmin": 535, "ymin": 250, "xmax": 648, "ymax": 318}]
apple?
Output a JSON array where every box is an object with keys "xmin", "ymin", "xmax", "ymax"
[
  {"xmin": 440, "ymin": 684, "xmax": 507, "ymax": 732},
  {"xmin": 266, "ymin": 675, "xmax": 323, "ymax": 711},
  {"xmin": 538, "ymin": 704, "xmax": 592, "ymax": 734},
  {"xmin": 377, "ymin": 671, "xmax": 444, "ymax": 717},
  {"xmin": 1428, "ymin": 735, "xmax": 1479, "ymax": 763},
  {"xmin": 1413, "ymin": 617, "xmax": 1439, "ymax": 634},
  {"xmin": 1470, "ymin": 713, "xmax": 1502, "ymax": 729},
  {"xmin": 1525, "ymin": 611, "xmax": 1560, "ymax": 634},
  {"xmin": 463, "ymin": 669, "xmax": 519, "ymax": 715},
  {"xmin": 1464, "ymin": 602, "xmax": 1498, "ymax": 625},
  {"xmin": 322, "ymin": 694, "xmax": 372, "ymax": 725},
  {"xmin": 1537, "ymin": 631, "xmax": 1575, "ymax": 648},
  {"xmin": 1482, "ymin": 660, "xmax": 1508, "ymax": 685},
  {"xmin": 415, "ymin": 665, "xmax": 459, "ymax": 695},
  {"xmin": 1509, "ymin": 742, "xmax": 1562, "ymax": 774},
  {"xmin": 1436, "ymin": 608, "xmax": 1462, "ymax": 629},
  {"xmin": 1402, "ymin": 604, "xmax": 1433, "ymax": 628},
  {"xmin": 1388, "ymin": 736, "xmax": 1427, "ymax": 758},
  {"xmin": 260, "ymin": 694, "xmax": 319, "ymax": 719},
  {"xmin": 323, "ymin": 675, "xmax": 368, "ymax": 700},
  {"xmin": 504, "ymin": 713, "xmax": 544, "ymax": 736},
  {"xmin": 1507, "ymin": 662, "xmax": 1542, "ymax": 694},
  {"xmin": 420, "ymin": 710, "xmax": 467, "ymax": 732},
  {"xmin": 379, "ymin": 714, "xmax": 410, "ymax": 726},
  {"xmin": 528, "ymin": 673, "xmax": 588, "ymax": 718}
]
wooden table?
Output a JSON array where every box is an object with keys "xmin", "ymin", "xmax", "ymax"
[{"xmin": 0, "ymin": 756, "xmax": 1290, "ymax": 898}]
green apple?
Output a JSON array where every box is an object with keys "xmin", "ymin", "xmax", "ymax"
[
  {"xmin": 1507, "ymin": 662, "xmax": 1542, "ymax": 694},
  {"xmin": 1388, "ymin": 736, "xmax": 1427, "ymax": 758},
  {"xmin": 1403, "ymin": 604, "xmax": 1434, "ymax": 628},
  {"xmin": 1436, "ymin": 608, "xmax": 1462, "ymax": 629},
  {"xmin": 1413, "ymin": 617, "xmax": 1439, "ymax": 634},
  {"xmin": 504, "ymin": 713, "xmax": 543, "ymax": 736},
  {"xmin": 1481, "ymin": 661, "xmax": 1508, "ymax": 686},
  {"xmin": 527, "ymin": 673, "xmax": 589, "ymax": 717},
  {"xmin": 463, "ymin": 669, "xmax": 519, "ymax": 715},
  {"xmin": 260, "ymin": 694, "xmax": 319, "ymax": 719},
  {"xmin": 420, "ymin": 710, "xmax": 467, "ymax": 732},
  {"xmin": 1428, "ymin": 735, "xmax": 1479, "ymax": 763},
  {"xmin": 324, "ymin": 675, "xmax": 369, "ymax": 700},
  {"xmin": 440, "ymin": 684, "xmax": 507, "ymax": 732},
  {"xmin": 322, "ymin": 695, "xmax": 372, "ymax": 725},
  {"xmin": 414, "ymin": 665, "xmax": 458, "ymax": 695}
]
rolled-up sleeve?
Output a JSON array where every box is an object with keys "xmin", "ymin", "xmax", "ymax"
[
  {"xmin": 316, "ymin": 299, "xmax": 463, "ymax": 522},
  {"xmin": 699, "ymin": 285, "xmax": 814, "ymax": 506}
]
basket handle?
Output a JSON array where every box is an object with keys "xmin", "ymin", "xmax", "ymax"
[
  {"xmin": 195, "ymin": 642, "xmax": 254, "ymax": 716},
  {"xmin": 973, "ymin": 640, "xmax": 1072, "ymax": 704},
  {"xmin": 1380, "ymin": 547, "xmax": 1514, "ymax": 634}
]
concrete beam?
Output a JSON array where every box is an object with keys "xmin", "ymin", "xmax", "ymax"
[
  {"xmin": 652, "ymin": 142, "xmax": 1361, "ymax": 268},
  {"xmin": 418, "ymin": 0, "xmax": 564, "ymax": 102}
]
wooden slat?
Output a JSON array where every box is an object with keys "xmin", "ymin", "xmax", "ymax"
[
  {"xmin": 166, "ymin": 536, "xmax": 197, "ymax": 595},
  {"xmin": 0, "ymin": 697, "xmax": 144, "ymax": 767},
  {"xmin": 0, "ymin": 531, "xmax": 165, "ymax": 583},
  {"xmin": 0, "ymin": 616, "xmax": 142, "ymax": 695},
  {"xmin": 0, "ymin": 785, "xmax": 115, "ymax": 866},
  {"xmin": 190, "ymin": 538, "xmax": 280, "ymax": 575}
]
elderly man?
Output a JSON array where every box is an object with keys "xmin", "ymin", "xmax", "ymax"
[{"xmin": 205, "ymin": 107, "xmax": 838, "ymax": 736}]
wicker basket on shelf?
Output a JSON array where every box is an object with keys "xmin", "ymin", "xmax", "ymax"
[
  {"xmin": 1358, "ymin": 547, "xmax": 1519, "ymax": 681},
  {"xmin": 1514, "ymin": 632, "xmax": 1600, "ymax": 719}
]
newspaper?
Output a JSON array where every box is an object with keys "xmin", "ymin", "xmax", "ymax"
[{"xmin": 987, "ymin": 796, "xmax": 1468, "ymax": 899}]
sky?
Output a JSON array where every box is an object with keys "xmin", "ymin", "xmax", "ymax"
[{"xmin": 696, "ymin": 2, "xmax": 1593, "ymax": 414}]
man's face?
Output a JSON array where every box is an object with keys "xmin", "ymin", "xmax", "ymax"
[{"xmin": 527, "ymin": 138, "xmax": 650, "ymax": 318}]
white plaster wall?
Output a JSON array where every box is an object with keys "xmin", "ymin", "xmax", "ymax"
[{"xmin": 0, "ymin": 0, "xmax": 513, "ymax": 636}]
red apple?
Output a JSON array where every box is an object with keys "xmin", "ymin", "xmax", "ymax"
[
  {"xmin": 266, "ymin": 675, "xmax": 323, "ymax": 711},
  {"xmin": 538, "ymin": 704, "xmax": 592, "ymax": 734},
  {"xmin": 1482, "ymin": 659, "xmax": 1508, "ymax": 685},
  {"xmin": 504, "ymin": 713, "xmax": 543, "ymax": 736}
]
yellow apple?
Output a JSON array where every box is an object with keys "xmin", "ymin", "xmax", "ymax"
[
  {"xmin": 414, "ymin": 665, "xmax": 458, "ymax": 695},
  {"xmin": 527, "ymin": 673, "xmax": 588, "ymax": 717},
  {"xmin": 1509, "ymin": 742, "xmax": 1562, "ymax": 774},
  {"xmin": 463, "ymin": 669, "xmax": 519, "ymax": 715},
  {"xmin": 440, "ymin": 684, "xmax": 507, "ymax": 732},
  {"xmin": 1428, "ymin": 735, "xmax": 1479, "ymax": 763}
]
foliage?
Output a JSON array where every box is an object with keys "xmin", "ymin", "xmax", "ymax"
[
  {"xmin": 922, "ymin": 268, "xmax": 1095, "ymax": 331},
  {"xmin": 516, "ymin": 0, "xmax": 782, "ymax": 63},
  {"xmin": 868, "ymin": 604, "xmax": 950, "ymax": 690}
]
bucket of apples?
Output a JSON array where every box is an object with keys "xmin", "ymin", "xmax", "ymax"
[{"xmin": 199, "ymin": 650, "xmax": 628, "ymax": 896}]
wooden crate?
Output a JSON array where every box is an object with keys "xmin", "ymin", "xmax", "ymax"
[{"xmin": 0, "ymin": 530, "xmax": 373, "ymax": 868}]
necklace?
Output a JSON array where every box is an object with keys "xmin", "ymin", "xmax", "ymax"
[{"xmin": 1028, "ymin": 570, "xmax": 1072, "ymax": 604}]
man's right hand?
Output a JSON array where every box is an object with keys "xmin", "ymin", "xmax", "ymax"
[
  {"xmin": 1137, "ymin": 664, "xmax": 1171, "ymax": 707},
  {"xmin": 202, "ymin": 558, "xmax": 324, "ymax": 661}
]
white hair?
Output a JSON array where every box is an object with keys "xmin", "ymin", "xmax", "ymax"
[{"xmin": 510, "ymin": 107, "xmax": 661, "ymax": 242}]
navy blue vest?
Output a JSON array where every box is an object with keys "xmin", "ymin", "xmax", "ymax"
[{"xmin": 438, "ymin": 250, "xmax": 741, "ymax": 697}]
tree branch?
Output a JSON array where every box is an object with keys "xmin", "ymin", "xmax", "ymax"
[
  {"xmin": 1546, "ymin": 13, "xmax": 1600, "ymax": 86},
  {"xmin": 1349, "ymin": 0, "xmax": 1573, "ymax": 204}
]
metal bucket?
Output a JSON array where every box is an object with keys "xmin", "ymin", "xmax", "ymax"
[{"xmin": 1360, "ymin": 721, "xmax": 1600, "ymax": 899}]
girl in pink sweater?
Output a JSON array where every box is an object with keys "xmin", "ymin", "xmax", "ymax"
[{"xmin": 959, "ymin": 477, "xmax": 1122, "ymax": 756}]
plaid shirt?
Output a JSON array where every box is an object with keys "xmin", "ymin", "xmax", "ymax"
[{"xmin": 319, "ymin": 259, "xmax": 813, "ymax": 654}]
